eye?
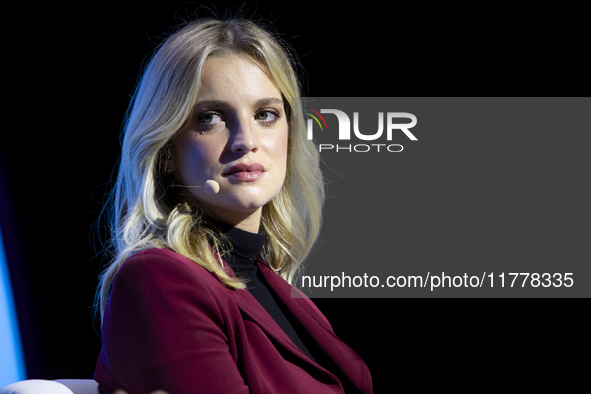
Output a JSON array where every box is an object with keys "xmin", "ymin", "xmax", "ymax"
[
  {"xmin": 255, "ymin": 109, "xmax": 281, "ymax": 125},
  {"xmin": 197, "ymin": 112, "xmax": 222, "ymax": 124}
]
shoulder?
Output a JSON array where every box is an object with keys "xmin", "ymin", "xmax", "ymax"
[
  {"xmin": 119, "ymin": 247, "xmax": 213, "ymax": 279},
  {"xmin": 105, "ymin": 248, "xmax": 239, "ymax": 331},
  {"xmin": 113, "ymin": 247, "xmax": 230, "ymax": 300},
  {"xmin": 122, "ymin": 247, "xmax": 203, "ymax": 271}
]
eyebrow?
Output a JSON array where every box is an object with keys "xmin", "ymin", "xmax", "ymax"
[
  {"xmin": 194, "ymin": 97, "xmax": 284, "ymax": 109},
  {"xmin": 255, "ymin": 97, "xmax": 284, "ymax": 107}
]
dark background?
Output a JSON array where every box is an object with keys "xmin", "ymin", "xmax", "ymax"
[{"xmin": 1, "ymin": 1, "xmax": 588, "ymax": 391}]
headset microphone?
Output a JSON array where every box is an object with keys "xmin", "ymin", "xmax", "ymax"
[{"xmin": 174, "ymin": 180, "xmax": 220, "ymax": 195}]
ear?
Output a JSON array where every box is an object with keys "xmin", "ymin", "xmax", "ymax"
[{"xmin": 165, "ymin": 149, "xmax": 177, "ymax": 174}]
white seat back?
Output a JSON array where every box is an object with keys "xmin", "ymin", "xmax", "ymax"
[{"xmin": 0, "ymin": 379, "xmax": 98, "ymax": 394}]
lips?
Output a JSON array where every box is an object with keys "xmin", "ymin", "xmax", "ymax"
[{"xmin": 223, "ymin": 163, "xmax": 266, "ymax": 176}]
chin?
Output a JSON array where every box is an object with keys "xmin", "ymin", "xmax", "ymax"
[
  {"xmin": 229, "ymin": 197, "xmax": 273, "ymax": 211},
  {"xmin": 227, "ymin": 185, "xmax": 279, "ymax": 205},
  {"xmin": 207, "ymin": 192, "xmax": 270, "ymax": 212}
]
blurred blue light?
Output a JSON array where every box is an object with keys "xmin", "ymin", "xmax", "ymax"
[{"xmin": 0, "ymin": 223, "xmax": 26, "ymax": 387}]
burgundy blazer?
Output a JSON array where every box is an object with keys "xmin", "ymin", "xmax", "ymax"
[{"xmin": 94, "ymin": 248, "xmax": 372, "ymax": 393}]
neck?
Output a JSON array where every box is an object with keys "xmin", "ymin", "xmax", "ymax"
[{"xmin": 199, "ymin": 206, "xmax": 262, "ymax": 234}]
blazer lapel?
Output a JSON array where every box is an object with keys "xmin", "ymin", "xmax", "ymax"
[
  {"xmin": 210, "ymin": 252, "xmax": 340, "ymax": 380},
  {"xmin": 209, "ymin": 250, "xmax": 370, "ymax": 392},
  {"xmin": 231, "ymin": 281, "xmax": 310, "ymax": 357},
  {"xmin": 256, "ymin": 258, "xmax": 372, "ymax": 392}
]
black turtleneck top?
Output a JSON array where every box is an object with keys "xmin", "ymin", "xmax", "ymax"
[{"xmin": 209, "ymin": 220, "xmax": 318, "ymax": 365}]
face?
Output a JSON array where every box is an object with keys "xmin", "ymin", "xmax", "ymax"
[{"xmin": 169, "ymin": 55, "xmax": 289, "ymax": 232}]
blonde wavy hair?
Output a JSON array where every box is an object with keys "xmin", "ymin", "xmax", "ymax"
[{"xmin": 95, "ymin": 17, "xmax": 324, "ymax": 321}]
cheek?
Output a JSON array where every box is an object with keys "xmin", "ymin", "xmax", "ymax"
[
  {"xmin": 177, "ymin": 140, "xmax": 217, "ymax": 180},
  {"xmin": 268, "ymin": 133, "xmax": 289, "ymax": 190},
  {"xmin": 265, "ymin": 131, "xmax": 289, "ymax": 163}
]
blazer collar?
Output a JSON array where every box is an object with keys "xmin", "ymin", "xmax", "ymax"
[
  {"xmin": 210, "ymin": 250, "xmax": 340, "ymax": 379},
  {"xmin": 213, "ymin": 252, "xmax": 370, "ymax": 391},
  {"xmin": 254, "ymin": 258, "xmax": 372, "ymax": 392},
  {"xmin": 225, "ymin": 259, "xmax": 326, "ymax": 367}
]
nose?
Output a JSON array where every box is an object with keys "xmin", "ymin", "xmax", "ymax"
[{"xmin": 229, "ymin": 116, "xmax": 259, "ymax": 154}]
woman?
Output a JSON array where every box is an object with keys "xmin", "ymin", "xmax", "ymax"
[{"xmin": 93, "ymin": 17, "xmax": 372, "ymax": 394}]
